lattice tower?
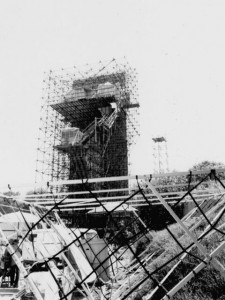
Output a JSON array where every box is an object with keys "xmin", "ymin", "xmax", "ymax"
[{"xmin": 152, "ymin": 136, "xmax": 169, "ymax": 173}]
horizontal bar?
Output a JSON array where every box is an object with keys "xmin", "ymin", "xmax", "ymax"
[
  {"xmin": 43, "ymin": 195, "xmax": 216, "ymax": 209},
  {"xmin": 49, "ymin": 168, "xmax": 225, "ymax": 186},
  {"xmin": 26, "ymin": 190, "xmax": 220, "ymax": 204}
]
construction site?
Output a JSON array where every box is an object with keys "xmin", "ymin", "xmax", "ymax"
[
  {"xmin": 35, "ymin": 58, "xmax": 139, "ymax": 186},
  {"xmin": 35, "ymin": 58, "xmax": 140, "ymax": 226},
  {"xmin": 1, "ymin": 59, "xmax": 225, "ymax": 300}
]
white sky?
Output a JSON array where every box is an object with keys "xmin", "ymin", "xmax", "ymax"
[{"xmin": 0, "ymin": 0, "xmax": 225, "ymax": 191}]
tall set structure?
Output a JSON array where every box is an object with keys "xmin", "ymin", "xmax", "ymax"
[
  {"xmin": 152, "ymin": 136, "xmax": 169, "ymax": 174},
  {"xmin": 35, "ymin": 59, "xmax": 140, "ymax": 191}
]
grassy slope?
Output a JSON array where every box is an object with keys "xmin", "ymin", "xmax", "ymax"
[{"xmin": 129, "ymin": 217, "xmax": 225, "ymax": 300}]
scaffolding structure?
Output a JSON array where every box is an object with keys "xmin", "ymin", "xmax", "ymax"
[
  {"xmin": 35, "ymin": 58, "xmax": 140, "ymax": 191},
  {"xmin": 152, "ymin": 136, "xmax": 169, "ymax": 173}
]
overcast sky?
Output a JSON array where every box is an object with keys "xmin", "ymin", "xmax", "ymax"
[{"xmin": 0, "ymin": 0, "xmax": 225, "ymax": 191}]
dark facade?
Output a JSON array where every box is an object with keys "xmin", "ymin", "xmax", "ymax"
[{"xmin": 52, "ymin": 73, "xmax": 135, "ymax": 192}]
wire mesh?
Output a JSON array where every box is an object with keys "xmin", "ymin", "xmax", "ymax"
[{"xmin": 1, "ymin": 169, "xmax": 225, "ymax": 299}]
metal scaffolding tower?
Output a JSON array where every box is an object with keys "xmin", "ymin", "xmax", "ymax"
[
  {"xmin": 152, "ymin": 136, "xmax": 169, "ymax": 173},
  {"xmin": 35, "ymin": 58, "xmax": 140, "ymax": 191}
]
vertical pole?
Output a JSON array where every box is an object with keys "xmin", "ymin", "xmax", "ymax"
[{"xmin": 95, "ymin": 117, "xmax": 97, "ymax": 143}]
